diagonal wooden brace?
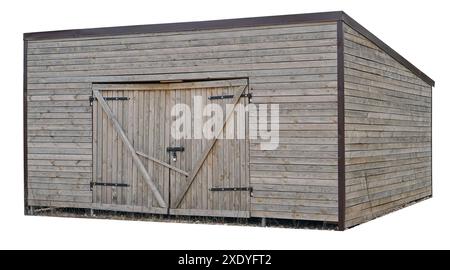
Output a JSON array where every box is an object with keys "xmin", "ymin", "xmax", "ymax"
[{"xmin": 93, "ymin": 90, "xmax": 167, "ymax": 208}]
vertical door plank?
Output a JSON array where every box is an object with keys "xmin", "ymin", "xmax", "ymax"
[
  {"xmin": 143, "ymin": 90, "xmax": 150, "ymax": 208},
  {"xmin": 126, "ymin": 91, "xmax": 134, "ymax": 206},
  {"xmin": 96, "ymin": 91, "xmax": 103, "ymax": 204},
  {"xmin": 169, "ymin": 89, "xmax": 177, "ymax": 207},
  {"xmin": 206, "ymin": 88, "xmax": 213, "ymax": 210},
  {"xmin": 159, "ymin": 91, "xmax": 168, "ymax": 207},
  {"xmin": 117, "ymin": 90, "xmax": 124, "ymax": 204},
  {"xmin": 111, "ymin": 96, "xmax": 118, "ymax": 204},
  {"xmin": 92, "ymin": 95, "xmax": 97, "ymax": 204},
  {"xmin": 185, "ymin": 89, "xmax": 193, "ymax": 209},
  {"xmin": 101, "ymin": 91, "xmax": 109, "ymax": 204},
  {"xmin": 138, "ymin": 91, "xmax": 145, "ymax": 207}
]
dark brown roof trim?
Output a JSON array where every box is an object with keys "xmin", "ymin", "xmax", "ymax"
[{"xmin": 23, "ymin": 11, "xmax": 434, "ymax": 86}]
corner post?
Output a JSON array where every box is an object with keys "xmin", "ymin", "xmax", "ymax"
[
  {"xmin": 23, "ymin": 37, "xmax": 29, "ymax": 215},
  {"xmin": 337, "ymin": 19, "xmax": 346, "ymax": 231}
]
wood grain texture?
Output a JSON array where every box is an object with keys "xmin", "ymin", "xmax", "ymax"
[
  {"xmin": 343, "ymin": 23, "xmax": 432, "ymax": 228},
  {"xmin": 26, "ymin": 21, "xmax": 339, "ymax": 221}
]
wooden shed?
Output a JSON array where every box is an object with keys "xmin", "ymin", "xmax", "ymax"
[{"xmin": 23, "ymin": 11, "xmax": 434, "ymax": 230}]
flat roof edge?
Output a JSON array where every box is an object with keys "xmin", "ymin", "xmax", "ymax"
[{"xmin": 23, "ymin": 11, "xmax": 434, "ymax": 87}]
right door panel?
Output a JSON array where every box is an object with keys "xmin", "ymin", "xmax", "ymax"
[{"xmin": 168, "ymin": 79, "xmax": 250, "ymax": 217}]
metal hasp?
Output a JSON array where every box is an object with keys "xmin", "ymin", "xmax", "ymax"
[
  {"xmin": 208, "ymin": 93, "xmax": 252, "ymax": 100},
  {"xmin": 90, "ymin": 182, "xmax": 129, "ymax": 191},
  {"xmin": 210, "ymin": 187, "xmax": 253, "ymax": 192},
  {"xmin": 167, "ymin": 146, "xmax": 185, "ymax": 162},
  {"xmin": 89, "ymin": 96, "xmax": 129, "ymax": 105}
]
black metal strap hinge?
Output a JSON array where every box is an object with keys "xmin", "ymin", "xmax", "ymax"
[
  {"xmin": 209, "ymin": 187, "xmax": 253, "ymax": 192},
  {"xmin": 89, "ymin": 96, "xmax": 130, "ymax": 105},
  {"xmin": 90, "ymin": 182, "xmax": 129, "ymax": 190},
  {"xmin": 208, "ymin": 93, "xmax": 252, "ymax": 100}
]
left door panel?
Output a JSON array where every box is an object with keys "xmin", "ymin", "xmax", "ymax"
[{"xmin": 92, "ymin": 89, "xmax": 170, "ymax": 214}]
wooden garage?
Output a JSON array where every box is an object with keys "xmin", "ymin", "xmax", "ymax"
[{"xmin": 23, "ymin": 11, "xmax": 434, "ymax": 230}]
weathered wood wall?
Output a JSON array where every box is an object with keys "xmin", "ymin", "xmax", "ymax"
[
  {"xmin": 26, "ymin": 22, "xmax": 339, "ymax": 221},
  {"xmin": 343, "ymin": 24, "xmax": 432, "ymax": 228}
]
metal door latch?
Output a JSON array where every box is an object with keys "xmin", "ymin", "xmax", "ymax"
[{"xmin": 166, "ymin": 146, "xmax": 185, "ymax": 162}]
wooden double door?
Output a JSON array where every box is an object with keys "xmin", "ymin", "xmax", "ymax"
[{"xmin": 91, "ymin": 79, "xmax": 250, "ymax": 217}]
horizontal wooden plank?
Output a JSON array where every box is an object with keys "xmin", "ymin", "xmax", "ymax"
[
  {"xmin": 28, "ymin": 136, "xmax": 92, "ymax": 143},
  {"xmin": 251, "ymin": 177, "xmax": 337, "ymax": 186},
  {"xmin": 28, "ymin": 46, "xmax": 338, "ymax": 67},
  {"xmin": 28, "ymin": 194, "xmax": 92, "ymax": 203},
  {"xmin": 28, "ymin": 154, "xmax": 91, "ymax": 160},
  {"xmin": 27, "ymin": 200, "xmax": 91, "ymax": 208},
  {"xmin": 28, "ymin": 38, "xmax": 337, "ymax": 60},
  {"xmin": 28, "ymin": 106, "xmax": 92, "ymax": 113},
  {"xmin": 27, "ymin": 95, "xmax": 90, "ymax": 101},
  {"xmin": 29, "ymin": 52, "xmax": 338, "ymax": 73},
  {"xmin": 250, "ymin": 144, "xmax": 337, "ymax": 152},
  {"xmin": 250, "ymin": 150, "xmax": 337, "ymax": 158},
  {"xmin": 169, "ymin": 209, "xmax": 249, "ymax": 218},
  {"xmin": 29, "ymin": 182, "xmax": 91, "ymax": 191},
  {"xmin": 28, "ymin": 142, "xmax": 91, "ymax": 148},
  {"xmin": 251, "ymin": 157, "xmax": 337, "ymax": 166},
  {"xmin": 252, "ymin": 183, "xmax": 337, "ymax": 194},
  {"xmin": 346, "ymin": 156, "xmax": 431, "ymax": 173},
  {"xmin": 252, "ymin": 190, "xmax": 338, "ymax": 200},
  {"xmin": 28, "ymin": 124, "xmax": 92, "ymax": 131},
  {"xmin": 28, "ymin": 119, "xmax": 91, "ymax": 125},
  {"xmin": 252, "ymin": 95, "xmax": 337, "ymax": 103},
  {"xmin": 251, "ymin": 197, "xmax": 337, "ymax": 207},
  {"xmin": 250, "ymin": 210, "xmax": 338, "ymax": 222},
  {"xmin": 250, "ymin": 170, "xmax": 337, "ymax": 179},
  {"xmin": 346, "ymin": 151, "xmax": 431, "ymax": 166},
  {"xmin": 28, "ymin": 177, "xmax": 90, "ymax": 185},
  {"xmin": 346, "ymin": 147, "xmax": 430, "ymax": 158},
  {"xmin": 252, "ymin": 204, "xmax": 338, "ymax": 215},
  {"xmin": 28, "ymin": 147, "xmax": 91, "ymax": 155},
  {"xmin": 28, "ymin": 159, "xmax": 92, "ymax": 167},
  {"xmin": 250, "ymin": 163, "xmax": 337, "ymax": 173},
  {"xmin": 27, "ymin": 89, "xmax": 90, "ymax": 95},
  {"xmin": 253, "ymin": 88, "xmax": 336, "ymax": 97},
  {"xmin": 346, "ymin": 142, "xmax": 430, "ymax": 151},
  {"xmin": 28, "ymin": 101, "xmax": 89, "ymax": 107},
  {"xmin": 28, "ymin": 188, "xmax": 91, "ymax": 196},
  {"xmin": 28, "ymin": 165, "xmax": 92, "ymax": 173},
  {"xmin": 28, "ymin": 70, "xmax": 338, "ymax": 84},
  {"xmin": 28, "ymin": 112, "xmax": 91, "ymax": 119},
  {"xmin": 29, "ymin": 23, "xmax": 337, "ymax": 48},
  {"xmin": 28, "ymin": 171, "xmax": 92, "ymax": 179}
]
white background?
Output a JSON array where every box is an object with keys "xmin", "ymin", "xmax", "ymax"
[{"xmin": 1, "ymin": 0, "xmax": 448, "ymax": 249}]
